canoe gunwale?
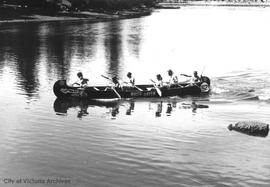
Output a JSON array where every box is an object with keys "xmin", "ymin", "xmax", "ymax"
[{"xmin": 53, "ymin": 79, "xmax": 211, "ymax": 99}]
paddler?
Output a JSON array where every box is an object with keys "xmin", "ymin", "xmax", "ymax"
[
  {"xmin": 167, "ymin": 69, "xmax": 178, "ymax": 85},
  {"xmin": 123, "ymin": 72, "xmax": 143, "ymax": 91},
  {"xmin": 126, "ymin": 72, "xmax": 135, "ymax": 86},
  {"xmin": 156, "ymin": 74, "xmax": 164, "ymax": 87},
  {"xmin": 123, "ymin": 72, "xmax": 135, "ymax": 87},
  {"xmin": 72, "ymin": 72, "xmax": 89, "ymax": 88},
  {"xmin": 181, "ymin": 71, "xmax": 201, "ymax": 83}
]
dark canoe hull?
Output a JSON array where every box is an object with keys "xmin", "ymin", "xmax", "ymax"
[{"xmin": 53, "ymin": 78, "xmax": 210, "ymax": 99}]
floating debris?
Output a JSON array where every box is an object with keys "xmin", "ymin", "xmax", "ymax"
[{"xmin": 228, "ymin": 121, "xmax": 269, "ymax": 137}]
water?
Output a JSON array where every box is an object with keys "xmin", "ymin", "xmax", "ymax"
[{"xmin": 1, "ymin": 6, "xmax": 270, "ymax": 187}]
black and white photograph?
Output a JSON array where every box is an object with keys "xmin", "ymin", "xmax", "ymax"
[{"xmin": 0, "ymin": 0, "xmax": 269, "ymax": 186}]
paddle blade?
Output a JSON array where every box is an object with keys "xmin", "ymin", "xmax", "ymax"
[
  {"xmin": 111, "ymin": 87, "xmax": 121, "ymax": 99},
  {"xmin": 134, "ymin": 86, "xmax": 143, "ymax": 92},
  {"xmin": 156, "ymin": 87, "xmax": 162, "ymax": 97},
  {"xmin": 150, "ymin": 79, "xmax": 162, "ymax": 97},
  {"xmin": 101, "ymin": 75, "xmax": 110, "ymax": 80}
]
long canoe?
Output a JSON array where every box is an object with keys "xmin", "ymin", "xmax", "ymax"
[{"xmin": 53, "ymin": 76, "xmax": 210, "ymax": 99}]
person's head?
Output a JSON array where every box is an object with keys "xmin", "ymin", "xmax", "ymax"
[
  {"xmin": 127, "ymin": 72, "xmax": 132, "ymax": 78},
  {"xmin": 193, "ymin": 71, "xmax": 198, "ymax": 77},
  {"xmin": 156, "ymin": 74, "xmax": 162, "ymax": 81},
  {"xmin": 168, "ymin": 69, "xmax": 173, "ymax": 76},
  {"xmin": 77, "ymin": 72, "xmax": 83, "ymax": 78}
]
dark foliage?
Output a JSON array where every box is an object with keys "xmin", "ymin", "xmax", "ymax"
[{"xmin": 1, "ymin": 0, "xmax": 157, "ymax": 10}]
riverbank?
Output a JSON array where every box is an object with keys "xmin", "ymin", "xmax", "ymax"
[
  {"xmin": 1, "ymin": 1, "xmax": 270, "ymax": 25},
  {"xmin": 0, "ymin": 5, "xmax": 152, "ymax": 24},
  {"xmin": 159, "ymin": 1, "xmax": 270, "ymax": 8}
]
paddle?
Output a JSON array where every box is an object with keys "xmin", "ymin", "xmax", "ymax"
[
  {"xmin": 133, "ymin": 85, "xmax": 143, "ymax": 92},
  {"xmin": 93, "ymin": 87, "xmax": 100, "ymax": 91},
  {"xmin": 180, "ymin": 73, "xmax": 191, "ymax": 77},
  {"xmin": 150, "ymin": 79, "xmax": 162, "ymax": 97},
  {"xmin": 122, "ymin": 81, "xmax": 143, "ymax": 92},
  {"xmin": 101, "ymin": 75, "xmax": 112, "ymax": 81},
  {"xmin": 101, "ymin": 75, "xmax": 121, "ymax": 99},
  {"xmin": 200, "ymin": 65, "xmax": 206, "ymax": 77},
  {"xmin": 111, "ymin": 87, "xmax": 121, "ymax": 99}
]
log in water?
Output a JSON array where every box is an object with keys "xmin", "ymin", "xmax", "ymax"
[{"xmin": 228, "ymin": 121, "xmax": 269, "ymax": 137}]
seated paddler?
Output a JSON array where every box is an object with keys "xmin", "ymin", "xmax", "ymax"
[
  {"xmin": 181, "ymin": 71, "xmax": 201, "ymax": 83},
  {"xmin": 103, "ymin": 75, "xmax": 122, "ymax": 92},
  {"xmin": 123, "ymin": 72, "xmax": 143, "ymax": 91},
  {"xmin": 124, "ymin": 72, "xmax": 135, "ymax": 87},
  {"xmin": 156, "ymin": 74, "xmax": 164, "ymax": 87},
  {"xmin": 72, "ymin": 72, "xmax": 89, "ymax": 88},
  {"xmin": 167, "ymin": 69, "xmax": 178, "ymax": 86}
]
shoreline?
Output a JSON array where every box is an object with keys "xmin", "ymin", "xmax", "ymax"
[
  {"xmin": 0, "ymin": 8, "xmax": 152, "ymax": 25},
  {"xmin": 158, "ymin": 1, "xmax": 270, "ymax": 8},
  {"xmin": 1, "ymin": 1, "xmax": 270, "ymax": 25}
]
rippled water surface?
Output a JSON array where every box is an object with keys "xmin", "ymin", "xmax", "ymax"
[{"xmin": 1, "ymin": 6, "xmax": 270, "ymax": 187}]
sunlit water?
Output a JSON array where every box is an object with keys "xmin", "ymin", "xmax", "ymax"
[{"xmin": 1, "ymin": 6, "xmax": 270, "ymax": 187}]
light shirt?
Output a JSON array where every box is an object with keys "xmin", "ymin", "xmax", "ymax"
[
  {"xmin": 127, "ymin": 77, "xmax": 135, "ymax": 86},
  {"xmin": 168, "ymin": 75, "xmax": 178, "ymax": 85},
  {"xmin": 192, "ymin": 76, "xmax": 200, "ymax": 83},
  {"xmin": 157, "ymin": 80, "xmax": 164, "ymax": 87},
  {"xmin": 75, "ymin": 77, "xmax": 88, "ymax": 87}
]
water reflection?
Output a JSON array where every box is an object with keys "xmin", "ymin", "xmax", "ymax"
[
  {"xmin": 155, "ymin": 102, "xmax": 163, "ymax": 117},
  {"xmin": 54, "ymin": 98, "xmax": 209, "ymax": 119},
  {"xmin": 110, "ymin": 105, "xmax": 120, "ymax": 119},
  {"xmin": 0, "ymin": 19, "xmax": 145, "ymax": 100},
  {"xmin": 40, "ymin": 22, "xmax": 99, "ymax": 80},
  {"xmin": 166, "ymin": 103, "xmax": 172, "ymax": 116},
  {"xmin": 0, "ymin": 24, "xmax": 41, "ymax": 97},
  {"xmin": 54, "ymin": 98, "xmax": 117, "ymax": 112},
  {"xmin": 43, "ymin": 23, "xmax": 72, "ymax": 80},
  {"xmin": 125, "ymin": 100, "xmax": 135, "ymax": 115},
  {"xmin": 181, "ymin": 101, "xmax": 209, "ymax": 113},
  {"xmin": 104, "ymin": 21, "xmax": 123, "ymax": 77},
  {"xmin": 0, "ymin": 22, "xmax": 102, "ymax": 99},
  {"xmin": 125, "ymin": 19, "xmax": 143, "ymax": 59}
]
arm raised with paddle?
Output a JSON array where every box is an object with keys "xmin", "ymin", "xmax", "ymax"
[
  {"xmin": 122, "ymin": 72, "xmax": 143, "ymax": 92},
  {"xmin": 101, "ymin": 75, "xmax": 121, "ymax": 99},
  {"xmin": 150, "ymin": 79, "xmax": 162, "ymax": 97}
]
